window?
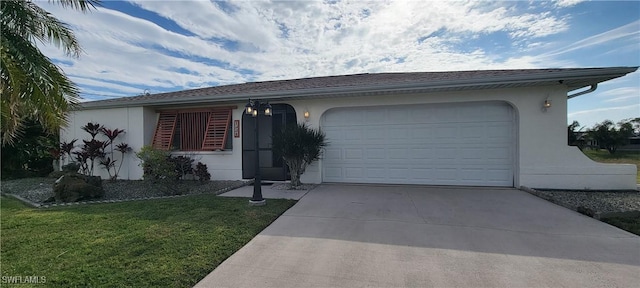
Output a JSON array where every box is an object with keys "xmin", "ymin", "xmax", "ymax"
[{"xmin": 152, "ymin": 107, "xmax": 233, "ymax": 151}]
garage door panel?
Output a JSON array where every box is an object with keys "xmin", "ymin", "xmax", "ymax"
[{"xmin": 322, "ymin": 102, "xmax": 514, "ymax": 186}]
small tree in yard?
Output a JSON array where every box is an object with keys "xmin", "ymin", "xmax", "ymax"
[
  {"xmin": 272, "ymin": 122, "xmax": 327, "ymax": 189},
  {"xmin": 588, "ymin": 119, "xmax": 634, "ymax": 154},
  {"xmin": 567, "ymin": 120, "xmax": 585, "ymax": 150}
]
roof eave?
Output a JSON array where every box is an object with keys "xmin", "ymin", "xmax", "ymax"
[{"xmin": 77, "ymin": 66, "xmax": 639, "ymax": 110}]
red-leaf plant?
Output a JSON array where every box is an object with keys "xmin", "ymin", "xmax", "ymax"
[
  {"xmin": 113, "ymin": 143, "xmax": 131, "ymax": 180},
  {"xmin": 101, "ymin": 128, "xmax": 126, "ymax": 180},
  {"xmin": 59, "ymin": 139, "xmax": 77, "ymax": 165}
]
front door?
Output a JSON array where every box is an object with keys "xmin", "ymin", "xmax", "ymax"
[{"xmin": 242, "ymin": 104, "xmax": 297, "ymax": 180}]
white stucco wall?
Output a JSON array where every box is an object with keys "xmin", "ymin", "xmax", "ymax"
[
  {"xmin": 283, "ymin": 85, "xmax": 636, "ymax": 190},
  {"xmin": 65, "ymin": 85, "xmax": 636, "ymax": 190},
  {"xmin": 62, "ymin": 105, "xmax": 247, "ymax": 181},
  {"xmin": 61, "ymin": 107, "xmax": 147, "ymax": 180}
]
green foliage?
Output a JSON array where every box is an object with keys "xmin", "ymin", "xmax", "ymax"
[
  {"xmin": 194, "ymin": 162, "xmax": 211, "ymax": 182},
  {"xmin": 171, "ymin": 155, "xmax": 194, "ymax": 179},
  {"xmin": 0, "ymin": 0, "xmax": 100, "ymax": 145},
  {"xmin": 601, "ymin": 211, "xmax": 640, "ymax": 236},
  {"xmin": 587, "ymin": 119, "xmax": 635, "ymax": 154},
  {"xmin": 0, "ymin": 119, "xmax": 57, "ymax": 179},
  {"xmin": 567, "ymin": 120, "xmax": 585, "ymax": 149},
  {"xmin": 0, "ymin": 195, "xmax": 296, "ymax": 287},
  {"xmin": 272, "ymin": 122, "xmax": 327, "ymax": 188},
  {"xmin": 135, "ymin": 145, "xmax": 177, "ymax": 181}
]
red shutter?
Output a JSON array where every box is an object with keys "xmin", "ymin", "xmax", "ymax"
[
  {"xmin": 152, "ymin": 111, "xmax": 178, "ymax": 150},
  {"xmin": 202, "ymin": 108, "xmax": 232, "ymax": 150}
]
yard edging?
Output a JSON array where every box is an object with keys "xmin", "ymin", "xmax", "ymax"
[{"xmin": 3, "ymin": 180, "xmax": 252, "ymax": 209}]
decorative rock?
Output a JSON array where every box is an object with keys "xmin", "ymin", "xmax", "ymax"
[{"xmin": 53, "ymin": 174, "xmax": 104, "ymax": 203}]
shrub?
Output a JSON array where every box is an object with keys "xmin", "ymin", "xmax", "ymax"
[
  {"xmin": 135, "ymin": 146, "xmax": 177, "ymax": 180},
  {"xmin": 171, "ymin": 155, "xmax": 194, "ymax": 180},
  {"xmin": 194, "ymin": 162, "xmax": 211, "ymax": 182}
]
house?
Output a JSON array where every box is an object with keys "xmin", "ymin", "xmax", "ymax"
[{"xmin": 62, "ymin": 67, "xmax": 639, "ymax": 190}]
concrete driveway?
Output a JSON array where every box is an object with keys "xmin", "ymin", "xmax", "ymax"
[{"xmin": 195, "ymin": 184, "xmax": 639, "ymax": 287}]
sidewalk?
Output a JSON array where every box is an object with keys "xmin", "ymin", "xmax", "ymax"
[{"xmin": 218, "ymin": 183, "xmax": 312, "ymax": 200}]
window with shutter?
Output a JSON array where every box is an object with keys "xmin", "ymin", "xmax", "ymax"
[{"xmin": 151, "ymin": 107, "xmax": 233, "ymax": 151}]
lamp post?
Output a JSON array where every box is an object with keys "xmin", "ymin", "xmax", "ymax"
[{"xmin": 245, "ymin": 99, "xmax": 272, "ymax": 206}]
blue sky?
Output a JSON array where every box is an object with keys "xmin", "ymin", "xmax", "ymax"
[{"xmin": 39, "ymin": 0, "xmax": 639, "ymax": 128}]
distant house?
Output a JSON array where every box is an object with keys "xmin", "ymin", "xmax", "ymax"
[{"xmin": 62, "ymin": 67, "xmax": 639, "ymax": 190}]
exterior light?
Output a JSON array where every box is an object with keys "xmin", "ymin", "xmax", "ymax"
[
  {"xmin": 264, "ymin": 103, "xmax": 272, "ymax": 116},
  {"xmin": 543, "ymin": 99, "xmax": 552, "ymax": 108},
  {"xmin": 244, "ymin": 99, "xmax": 273, "ymax": 206},
  {"xmin": 304, "ymin": 110, "xmax": 310, "ymax": 119}
]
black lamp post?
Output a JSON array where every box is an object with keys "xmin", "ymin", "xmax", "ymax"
[{"xmin": 245, "ymin": 99, "xmax": 272, "ymax": 206}]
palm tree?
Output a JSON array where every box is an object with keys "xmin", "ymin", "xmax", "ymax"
[
  {"xmin": 0, "ymin": 0, "xmax": 99, "ymax": 145},
  {"xmin": 272, "ymin": 122, "xmax": 327, "ymax": 188}
]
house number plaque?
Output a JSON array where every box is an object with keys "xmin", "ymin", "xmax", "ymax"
[{"xmin": 234, "ymin": 120, "xmax": 240, "ymax": 138}]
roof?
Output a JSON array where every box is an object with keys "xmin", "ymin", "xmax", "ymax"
[{"xmin": 80, "ymin": 66, "xmax": 638, "ymax": 109}]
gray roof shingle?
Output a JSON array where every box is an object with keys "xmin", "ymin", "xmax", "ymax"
[{"xmin": 80, "ymin": 67, "xmax": 638, "ymax": 109}]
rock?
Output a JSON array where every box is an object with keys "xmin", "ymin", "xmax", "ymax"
[{"xmin": 53, "ymin": 174, "xmax": 104, "ymax": 203}]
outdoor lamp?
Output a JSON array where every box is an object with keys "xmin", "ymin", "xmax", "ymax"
[
  {"xmin": 264, "ymin": 103, "xmax": 272, "ymax": 116},
  {"xmin": 245, "ymin": 99, "xmax": 272, "ymax": 206},
  {"xmin": 543, "ymin": 99, "xmax": 552, "ymax": 109},
  {"xmin": 245, "ymin": 102, "xmax": 254, "ymax": 115}
]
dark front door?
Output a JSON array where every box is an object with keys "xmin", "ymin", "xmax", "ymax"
[{"xmin": 242, "ymin": 104, "xmax": 296, "ymax": 181}]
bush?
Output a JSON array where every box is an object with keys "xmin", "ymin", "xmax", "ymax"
[
  {"xmin": 135, "ymin": 146, "xmax": 178, "ymax": 181},
  {"xmin": 171, "ymin": 155, "xmax": 194, "ymax": 179},
  {"xmin": 194, "ymin": 162, "xmax": 211, "ymax": 182}
]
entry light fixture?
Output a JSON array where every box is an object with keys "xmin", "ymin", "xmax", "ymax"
[
  {"xmin": 246, "ymin": 100, "xmax": 272, "ymax": 117},
  {"xmin": 244, "ymin": 99, "xmax": 273, "ymax": 206},
  {"xmin": 543, "ymin": 99, "xmax": 552, "ymax": 109},
  {"xmin": 304, "ymin": 109, "xmax": 310, "ymax": 119}
]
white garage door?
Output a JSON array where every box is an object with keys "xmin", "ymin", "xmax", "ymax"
[{"xmin": 321, "ymin": 102, "xmax": 514, "ymax": 187}]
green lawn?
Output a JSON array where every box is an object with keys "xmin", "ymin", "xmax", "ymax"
[
  {"xmin": 0, "ymin": 195, "xmax": 295, "ymax": 287},
  {"xmin": 582, "ymin": 149, "xmax": 640, "ymax": 183},
  {"xmin": 600, "ymin": 211, "xmax": 640, "ymax": 236}
]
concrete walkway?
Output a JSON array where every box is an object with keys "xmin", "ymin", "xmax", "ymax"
[
  {"xmin": 218, "ymin": 183, "xmax": 310, "ymax": 200},
  {"xmin": 196, "ymin": 184, "xmax": 639, "ymax": 287}
]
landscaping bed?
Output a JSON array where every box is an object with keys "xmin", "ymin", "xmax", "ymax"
[
  {"xmin": 1, "ymin": 177, "xmax": 247, "ymax": 205},
  {"xmin": 524, "ymin": 188, "xmax": 640, "ymax": 235}
]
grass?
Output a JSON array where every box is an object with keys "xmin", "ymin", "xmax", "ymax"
[
  {"xmin": 582, "ymin": 149, "xmax": 640, "ymax": 183},
  {"xmin": 0, "ymin": 195, "xmax": 296, "ymax": 287},
  {"xmin": 600, "ymin": 211, "xmax": 640, "ymax": 236}
]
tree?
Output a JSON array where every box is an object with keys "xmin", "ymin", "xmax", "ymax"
[
  {"xmin": 587, "ymin": 119, "xmax": 634, "ymax": 154},
  {"xmin": 567, "ymin": 120, "xmax": 585, "ymax": 150},
  {"xmin": 0, "ymin": 0, "xmax": 99, "ymax": 145},
  {"xmin": 0, "ymin": 119, "xmax": 58, "ymax": 179},
  {"xmin": 272, "ymin": 122, "xmax": 327, "ymax": 188}
]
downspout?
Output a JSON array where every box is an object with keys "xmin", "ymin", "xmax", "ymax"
[{"xmin": 567, "ymin": 84, "xmax": 598, "ymax": 99}]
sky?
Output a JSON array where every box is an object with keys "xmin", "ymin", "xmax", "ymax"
[{"xmin": 38, "ymin": 0, "xmax": 640, "ymax": 128}]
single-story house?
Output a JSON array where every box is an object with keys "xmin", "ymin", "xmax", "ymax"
[{"xmin": 62, "ymin": 67, "xmax": 639, "ymax": 190}]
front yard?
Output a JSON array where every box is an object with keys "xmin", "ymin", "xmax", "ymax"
[{"xmin": 0, "ymin": 194, "xmax": 295, "ymax": 287}]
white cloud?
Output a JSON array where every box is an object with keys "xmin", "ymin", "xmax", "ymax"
[
  {"xmin": 554, "ymin": 0, "xmax": 585, "ymax": 8},
  {"xmin": 34, "ymin": 0, "xmax": 634, "ymax": 104},
  {"xmin": 604, "ymin": 94, "xmax": 640, "ymax": 103},
  {"xmin": 544, "ymin": 20, "xmax": 640, "ymax": 57}
]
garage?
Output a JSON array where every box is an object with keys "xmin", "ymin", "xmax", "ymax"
[{"xmin": 321, "ymin": 101, "xmax": 514, "ymax": 186}]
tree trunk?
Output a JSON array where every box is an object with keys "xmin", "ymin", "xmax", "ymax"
[{"xmin": 286, "ymin": 158, "xmax": 303, "ymax": 188}]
